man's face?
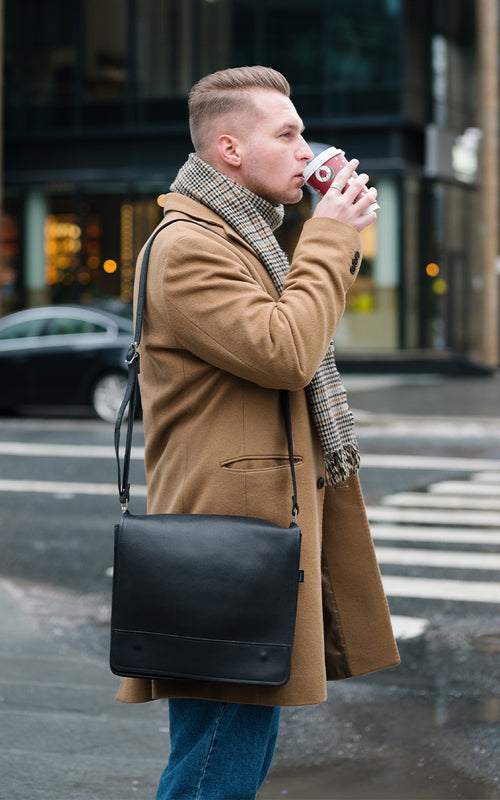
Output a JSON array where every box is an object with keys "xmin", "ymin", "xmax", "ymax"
[{"xmin": 235, "ymin": 89, "xmax": 314, "ymax": 205}]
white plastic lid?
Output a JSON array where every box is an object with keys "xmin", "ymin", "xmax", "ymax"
[{"xmin": 303, "ymin": 147, "xmax": 344, "ymax": 181}]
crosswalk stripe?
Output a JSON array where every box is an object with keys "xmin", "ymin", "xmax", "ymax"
[
  {"xmin": 375, "ymin": 468, "xmax": 500, "ymax": 628},
  {"xmin": 390, "ymin": 615, "xmax": 429, "ymax": 640},
  {"xmin": 371, "ymin": 524, "xmax": 500, "ymax": 544},
  {"xmin": 382, "ymin": 493, "xmax": 500, "ymax": 510},
  {"xmin": 428, "ymin": 481, "xmax": 500, "ymax": 495},
  {"xmin": 382, "ymin": 575, "xmax": 500, "ymax": 603},
  {"xmin": 361, "ymin": 454, "xmax": 500, "ymax": 471},
  {"xmin": 367, "ymin": 506, "xmax": 500, "ymax": 526},
  {"xmin": 470, "ymin": 472, "xmax": 500, "ymax": 483},
  {"xmin": 375, "ymin": 547, "xmax": 500, "ymax": 569},
  {"xmin": 0, "ymin": 479, "xmax": 147, "ymax": 496},
  {"xmin": 0, "ymin": 442, "xmax": 145, "ymax": 459}
]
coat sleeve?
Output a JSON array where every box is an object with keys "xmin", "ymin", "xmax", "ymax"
[{"xmin": 152, "ymin": 216, "xmax": 362, "ymax": 390}]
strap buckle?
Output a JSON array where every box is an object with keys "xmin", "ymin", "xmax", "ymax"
[
  {"xmin": 119, "ymin": 483, "xmax": 130, "ymax": 513},
  {"xmin": 125, "ymin": 342, "xmax": 139, "ymax": 365}
]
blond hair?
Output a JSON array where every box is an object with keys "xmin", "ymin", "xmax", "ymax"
[{"xmin": 188, "ymin": 66, "xmax": 290, "ymax": 154}]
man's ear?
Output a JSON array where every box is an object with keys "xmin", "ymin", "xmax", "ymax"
[{"xmin": 217, "ymin": 134, "xmax": 242, "ymax": 167}]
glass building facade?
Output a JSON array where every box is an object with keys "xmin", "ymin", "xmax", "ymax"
[{"xmin": 1, "ymin": 0, "xmax": 483, "ymax": 360}]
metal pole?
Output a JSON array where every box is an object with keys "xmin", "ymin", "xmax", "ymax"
[{"xmin": 478, "ymin": 0, "xmax": 499, "ymax": 367}]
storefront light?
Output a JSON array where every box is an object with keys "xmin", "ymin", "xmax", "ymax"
[
  {"xmin": 432, "ymin": 278, "xmax": 448, "ymax": 295},
  {"xmin": 103, "ymin": 259, "xmax": 118, "ymax": 274},
  {"xmin": 426, "ymin": 262, "xmax": 440, "ymax": 277}
]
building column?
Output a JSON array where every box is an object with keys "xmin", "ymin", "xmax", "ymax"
[
  {"xmin": 24, "ymin": 187, "xmax": 49, "ymax": 307},
  {"xmin": 373, "ymin": 178, "xmax": 399, "ymax": 307},
  {"xmin": 478, "ymin": 0, "xmax": 499, "ymax": 366}
]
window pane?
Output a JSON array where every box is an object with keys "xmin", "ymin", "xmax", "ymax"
[
  {"xmin": 135, "ymin": 0, "xmax": 232, "ymax": 99},
  {"xmin": 335, "ymin": 178, "xmax": 400, "ymax": 351},
  {"xmin": 197, "ymin": 0, "xmax": 232, "ymax": 79},
  {"xmin": 232, "ymin": 0, "xmax": 402, "ymax": 116},
  {"xmin": 4, "ymin": 0, "xmax": 77, "ymax": 131},
  {"xmin": 136, "ymin": 0, "xmax": 187, "ymax": 96},
  {"xmin": 45, "ymin": 214, "xmax": 82, "ymax": 291},
  {"xmin": 134, "ymin": 0, "xmax": 194, "ymax": 123},
  {"xmin": 0, "ymin": 318, "xmax": 46, "ymax": 339},
  {"xmin": 45, "ymin": 317, "xmax": 108, "ymax": 335},
  {"xmin": 0, "ymin": 204, "xmax": 21, "ymax": 315},
  {"xmin": 84, "ymin": 0, "xmax": 128, "ymax": 99}
]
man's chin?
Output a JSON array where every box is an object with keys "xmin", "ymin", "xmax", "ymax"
[
  {"xmin": 257, "ymin": 185, "xmax": 304, "ymax": 206},
  {"xmin": 284, "ymin": 187, "xmax": 304, "ymax": 206}
]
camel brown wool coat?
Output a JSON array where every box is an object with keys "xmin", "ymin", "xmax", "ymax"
[{"xmin": 116, "ymin": 193, "xmax": 400, "ymax": 707}]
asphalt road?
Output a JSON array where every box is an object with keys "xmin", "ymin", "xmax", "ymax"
[{"xmin": 1, "ymin": 373, "xmax": 499, "ymax": 799}]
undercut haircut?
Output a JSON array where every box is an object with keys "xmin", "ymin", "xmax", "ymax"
[{"xmin": 188, "ymin": 66, "xmax": 291, "ymax": 154}]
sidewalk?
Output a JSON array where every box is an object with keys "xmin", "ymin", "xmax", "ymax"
[
  {"xmin": 344, "ymin": 370, "xmax": 500, "ymax": 420},
  {"xmin": 1, "ymin": 574, "xmax": 497, "ymax": 800},
  {"xmin": 0, "ymin": 578, "xmax": 167, "ymax": 799}
]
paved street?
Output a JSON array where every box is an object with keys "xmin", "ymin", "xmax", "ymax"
[{"xmin": 0, "ymin": 372, "xmax": 499, "ymax": 799}]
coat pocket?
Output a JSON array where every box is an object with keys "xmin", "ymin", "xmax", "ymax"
[{"xmin": 221, "ymin": 454, "xmax": 303, "ymax": 473}]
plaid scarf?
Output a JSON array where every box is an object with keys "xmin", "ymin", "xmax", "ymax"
[{"xmin": 170, "ymin": 154, "xmax": 360, "ymax": 484}]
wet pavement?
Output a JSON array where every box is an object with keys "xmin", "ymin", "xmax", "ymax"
[
  {"xmin": 2, "ymin": 578, "xmax": 498, "ymax": 800},
  {"xmin": 1, "ymin": 371, "xmax": 500, "ymax": 799},
  {"xmin": 345, "ymin": 372, "xmax": 500, "ymax": 418},
  {"xmin": 261, "ymin": 372, "xmax": 500, "ymax": 799},
  {"xmin": 258, "ymin": 617, "xmax": 500, "ymax": 799}
]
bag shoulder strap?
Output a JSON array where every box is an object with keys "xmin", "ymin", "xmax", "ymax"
[{"xmin": 114, "ymin": 217, "xmax": 299, "ymax": 521}]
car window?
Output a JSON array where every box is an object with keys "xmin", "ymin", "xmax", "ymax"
[
  {"xmin": 0, "ymin": 318, "xmax": 47, "ymax": 340},
  {"xmin": 45, "ymin": 317, "xmax": 109, "ymax": 336}
]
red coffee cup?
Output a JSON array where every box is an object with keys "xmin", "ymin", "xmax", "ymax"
[{"xmin": 303, "ymin": 146, "xmax": 379, "ymax": 214}]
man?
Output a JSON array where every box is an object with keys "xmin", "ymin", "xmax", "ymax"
[{"xmin": 118, "ymin": 66, "xmax": 399, "ymax": 800}]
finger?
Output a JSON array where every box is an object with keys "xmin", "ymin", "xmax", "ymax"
[
  {"xmin": 355, "ymin": 186, "xmax": 379, "ymax": 214},
  {"xmin": 343, "ymin": 172, "xmax": 369, "ymax": 200},
  {"xmin": 354, "ymin": 211, "xmax": 378, "ymax": 232},
  {"xmin": 327, "ymin": 159, "xmax": 359, "ymax": 193}
]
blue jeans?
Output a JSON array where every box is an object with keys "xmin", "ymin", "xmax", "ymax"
[{"xmin": 155, "ymin": 699, "xmax": 281, "ymax": 800}]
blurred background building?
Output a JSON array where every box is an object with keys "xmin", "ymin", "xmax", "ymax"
[{"xmin": 1, "ymin": 0, "xmax": 498, "ymax": 368}]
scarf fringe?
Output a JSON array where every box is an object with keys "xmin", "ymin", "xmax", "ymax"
[{"xmin": 325, "ymin": 446, "xmax": 361, "ymax": 485}]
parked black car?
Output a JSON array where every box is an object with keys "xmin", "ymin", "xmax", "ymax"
[{"xmin": 0, "ymin": 305, "xmax": 134, "ymax": 422}]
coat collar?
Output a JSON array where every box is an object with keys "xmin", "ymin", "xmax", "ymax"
[
  {"xmin": 162, "ymin": 192, "xmax": 281, "ymax": 301},
  {"xmin": 163, "ymin": 192, "xmax": 252, "ymax": 253}
]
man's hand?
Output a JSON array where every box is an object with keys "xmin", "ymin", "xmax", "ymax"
[{"xmin": 311, "ymin": 159, "xmax": 378, "ymax": 232}]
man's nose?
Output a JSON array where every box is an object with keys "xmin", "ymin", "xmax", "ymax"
[{"xmin": 298, "ymin": 137, "xmax": 314, "ymax": 162}]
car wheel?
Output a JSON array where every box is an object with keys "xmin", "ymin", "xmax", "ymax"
[{"xmin": 91, "ymin": 372, "xmax": 128, "ymax": 423}]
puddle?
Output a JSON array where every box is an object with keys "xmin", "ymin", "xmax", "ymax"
[
  {"xmin": 258, "ymin": 693, "xmax": 500, "ymax": 799},
  {"xmin": 257, "ymin": 620, "xmax": 500, "ymax": 800},
  {"xmin": 259, "ymin": 761, "xmax": 499, "ymax": 800}
]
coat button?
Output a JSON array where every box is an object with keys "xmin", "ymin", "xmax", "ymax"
[
  {"xmin": 317, "ymin": 477, "xmax": 325, "ymax": 489},
  {"xmin": 350, "ymin": 264, "xmax": 357, "ymax": 274}
]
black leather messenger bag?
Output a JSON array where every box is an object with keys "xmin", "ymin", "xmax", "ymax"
[{"xmin": 110, "ymin": 219, "xmax": 303, "ymax": 686}]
